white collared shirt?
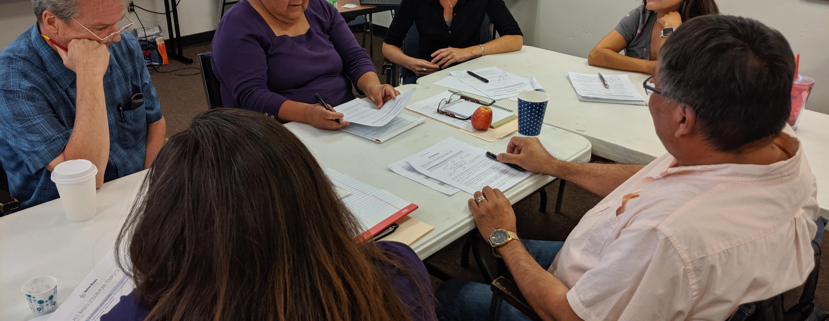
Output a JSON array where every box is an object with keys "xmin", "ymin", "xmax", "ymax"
[{"xmin": 551, "ymin": 132, "xmax": 818, "ymax": 321}]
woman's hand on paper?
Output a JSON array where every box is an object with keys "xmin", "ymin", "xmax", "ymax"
[
  {"xmin": 305, "ymin": 103, "xmax": 349, "ymax": 130},
  {"xmin": 468, "ymin": 186, "xmax": 517, "ymax": 240},
  {"xmin": 366, "ymin": 84, "xmax": 400, "ymax": 109},
  {"xmin": 497, "ymin": 136, "xmax": 560, "ymax": 175}
]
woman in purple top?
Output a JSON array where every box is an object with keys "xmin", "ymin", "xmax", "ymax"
[
  {"xmin": 101, "ymin": 109, "xmax": 436, "ymax": 321},
  {"xmin": 211, "ymin": 0, "xmax": 398, "ymax": 130}
]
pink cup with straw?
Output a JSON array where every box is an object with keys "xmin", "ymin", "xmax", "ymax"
[{"xmin": 789, "ymin": 54, "xmax": 814, "ymax": 130}]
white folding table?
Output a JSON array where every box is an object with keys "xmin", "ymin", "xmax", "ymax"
[
  {"xmin": 0, "ymin": 84, "xmax": 592, "ymax": 320},
  {"xmin": 417, "ymin": 45, "xmax": 829, "ymax": 218}
]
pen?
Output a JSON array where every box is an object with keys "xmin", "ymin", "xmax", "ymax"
[
  {"xmin": 314, "ymin": 92, "xmax": 341, "ymax": 125},
  {"xmin": 486, "ymin": 151, "xmax": 526, "ymax": 172},
  {"xmin": 598, "ymin": 72, "xmax": 609, "ymax": 89},
  {"xmin": 373, "ymin": 223, "xmax": 399, "ymax": 241},
  {"xmin": 467, "ymin": 70, "xmax": 490, "ymax": 83},
  {"xmin": 41, "ymin": 34, "xmax": 67, "ymax": 52}
]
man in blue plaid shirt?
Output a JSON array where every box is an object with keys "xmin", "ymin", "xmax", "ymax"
[{"xmin": 0, "ymin": 0, "xmax": 166, "ymax": 210}]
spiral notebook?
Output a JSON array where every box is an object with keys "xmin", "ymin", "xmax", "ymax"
[
  {"xmin": 341, "ymin": 114, "xmax": 426, "ymax": 143},
  {"xmin": 440, "ymin": 99, "xmax": 517, "ymax": 128}
]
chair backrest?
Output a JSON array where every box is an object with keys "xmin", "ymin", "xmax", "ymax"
[
  {"xmin": 728, "ymin": 217, "xmax": 827, "ymax": 321},
  {"xmin": 0, "ymin": 161, "xmax": 8, "ymax": 193},
  {"xmin": 197, "ymin": 52, "xmax": 224, "ymax": 110}
]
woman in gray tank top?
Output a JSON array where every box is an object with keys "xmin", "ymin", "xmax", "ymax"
[{"xmin": 587, "ymin": 0, "xmax": 718, "ymax": 74}]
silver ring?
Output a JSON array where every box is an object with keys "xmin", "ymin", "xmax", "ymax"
[
  {"xmin": 475, "ymin": 195, "xmax": 486, "ymax": 204},
  {"xmin": 422, "ymin": 68, "xmax": 427, "ymax": 71}
]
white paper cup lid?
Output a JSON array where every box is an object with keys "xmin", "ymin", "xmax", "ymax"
[{"xmin": 51, "ymin": 160, "xmax": 98, "ymax": 184}]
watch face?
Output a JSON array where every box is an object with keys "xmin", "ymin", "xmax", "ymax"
[{"xmin": 490, "ymin": 230, "xmax": 508, "ymax": 245}]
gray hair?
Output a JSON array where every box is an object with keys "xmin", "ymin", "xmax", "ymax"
[
  {"xmin": 32, "ymin": 0, "xmax": 79, "ymax": 23},
  {"xmin": 659, "ymin": 15, "xmax": 795, "ymax": 153}
]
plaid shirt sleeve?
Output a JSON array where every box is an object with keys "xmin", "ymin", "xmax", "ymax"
[{"xmin": 0, "ymin": 67, "xmax": 70, "ymax": 174}]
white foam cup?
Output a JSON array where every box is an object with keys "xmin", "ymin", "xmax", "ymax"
[
  {"xmin": 51, "ymin": 159, "xmax": 98, "ymax": 221},
  {"xmin": 21, "ymin": 276, "xmax": 58, "ymax": 315}
]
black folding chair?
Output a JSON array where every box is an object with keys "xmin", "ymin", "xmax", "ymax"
[
  {"xmin": 0, "ymin": 162, "xmax": 20, "ymax": 216},
  {"xmin": 197, "ymin": 52, "xmax": 224, "ymax": 110}
]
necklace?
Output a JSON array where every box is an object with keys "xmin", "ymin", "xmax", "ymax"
[{"xmin": 441, "ymin": 0, "xmax": 457, "ymax": 8}]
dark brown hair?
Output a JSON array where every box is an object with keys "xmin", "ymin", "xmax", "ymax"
[
  {"xmin": 644, "ymin": 0, "xmax": 720, "ymax": 21},
  {"xmin": 116, "ymin": 108, "xmax": 433, "ymax": 321},
  {"xmin": 660, "ymin": 15, "xmax": 794, "ymax": 152}
]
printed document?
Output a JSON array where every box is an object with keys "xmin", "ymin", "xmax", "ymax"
[
  {"xmin": 341, "ymin": 114, "xmax": 425, "ymax": 143},
  {"xmin": 449, "ymin": 67, "xmax": 535, "ymax": 101},
  {"xmin": 48, "ymin": 252, "xmax": 134, "ymax": 321},
  {"xmin": 434, "ymin": 67, "xmax": 544, "ymax": 101},
  {"xmin": 388, "ymin": 159, "xmax": 460, "ymax": 196},
  {"xmin": 404, "ymin": 137, "xmax": 531, "ymax": 194},
  {"xmin": 334, "ymin": 88, "xmax": 416, "ymax": 127},
  {"xmin": 567, "ymin": 72, "xmax": 646, "ymax": 105}
]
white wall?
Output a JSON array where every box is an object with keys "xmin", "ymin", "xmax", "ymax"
[
  {"xmin": 0, "ymin": 0, "xmax": 220, "ymax": 50},
  {"xmin": 505, "ymin": 0, "xmax": 829, "ymax": 115},
  {"xmin": 0, "ymin": 0, "xmax": 37, "ymax": 49}
]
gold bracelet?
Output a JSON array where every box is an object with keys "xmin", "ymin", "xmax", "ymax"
[{"xmin": 479, "ymin": 44, "xmax": 485, "ymax": 57}]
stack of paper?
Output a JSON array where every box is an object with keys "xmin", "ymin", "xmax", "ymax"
[
  {"xmin": 341, "ymin": 114, "xmax": 426, "ymax": 143},
  {"xmin": 334, "ymin": 88, "xmax": 415, "ymax": 127},
  {"xmin": 435, "ymin": 67, "xmax": 544, "ymax": 101},
  {"xmin": 390, "ymin": 137, "xmax": 531, "ymax": 195},
  {"xmin": 567, "ymin": 72, "xmax": 647, "ymax": 105},
  {"xmin": 325, "ymin": 169, "xmax": 418, "ymax": 237}
]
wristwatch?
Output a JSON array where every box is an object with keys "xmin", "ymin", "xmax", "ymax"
[
  {"xmin": 661, "ymin": 27, "xmax": 674, "ymax": 38},
  {"xmin": 489, "ymin": 229, "xmax": 519, "ymax": 258}
]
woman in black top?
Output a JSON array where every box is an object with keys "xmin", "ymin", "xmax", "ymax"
[{"xmin": 382, "ymin": 0, "xmax": 523, "ymax": 84}]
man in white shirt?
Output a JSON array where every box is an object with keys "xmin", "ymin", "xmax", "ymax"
[{"xmin": 436, "ymin": 15, "xmax": 819, "ymax": 321}]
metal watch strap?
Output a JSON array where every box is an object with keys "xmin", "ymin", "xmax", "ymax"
[{"xmin": 492, "ymin": 230, "xmax": 519, "ymax": 259}]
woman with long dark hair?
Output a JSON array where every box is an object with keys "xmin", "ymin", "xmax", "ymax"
[
  {"xmin": 102, "ymin": 108, "xmax": 436, "ymax": 321},
  {"xmin": 587, "ymin": 0, "xmax": 719, "ymax": 74}
]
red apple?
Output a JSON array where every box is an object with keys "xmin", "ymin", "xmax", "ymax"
[{"xmin": 471, "ymin": 106, "xmax": 493, "ymax": 131}]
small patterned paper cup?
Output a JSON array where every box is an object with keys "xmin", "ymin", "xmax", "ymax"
[
  {"xmin": 518, "ymin": 91, "xmax": 549, "ymax": 136},
  {"xmin": 21, "ymin": 276, "xmax": 58, "ymax": 315}
]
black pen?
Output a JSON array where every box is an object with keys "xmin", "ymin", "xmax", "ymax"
[
  {"xmin": 467, "ymin": 70, "xmax": 490, "ymax": 83},
  {"xmin": 486, "ymin": 151, "xmax": 526, "ymax": 172},
  {"xmin": 314, "ymin": 92, "xmax": 341, "ymax": 125},
  {"xmin": 598, "ymin": 72, "xmax": 609, "ymax": 89},
  {"xmin": 373, "ymin": 223, "xmax": 399, "ymax": 241}
]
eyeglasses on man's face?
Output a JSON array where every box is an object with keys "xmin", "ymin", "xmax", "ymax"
[
  {"xmin": 643, "ymin": 76, "xmax": 663, "ymax": 96},
  {"xmin": 71, "ymin": 15, "xmax": 134, "ymax": 44}
]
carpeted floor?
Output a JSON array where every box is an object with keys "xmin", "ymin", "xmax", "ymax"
[{"xmin": 149, "ymin": 35, "xmax": 829, "ymax": 317}]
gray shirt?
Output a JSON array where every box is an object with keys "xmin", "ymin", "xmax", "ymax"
[{"xmin": 613, "ymin": 5, "xmax": 657, "ymax": 60}]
